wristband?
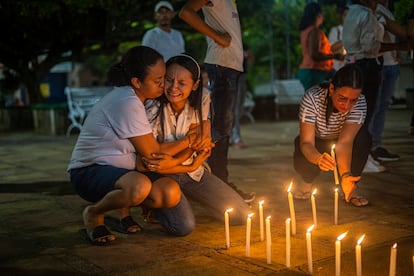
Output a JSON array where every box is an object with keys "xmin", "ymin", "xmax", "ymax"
[{"xmin": 341, "ymin": 171, "xmax": 351, "ymax": 178}]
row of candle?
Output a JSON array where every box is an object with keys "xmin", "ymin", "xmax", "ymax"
[{"xmin": 225, "ymin": 200, "xmax": 403, "ymax": 275}]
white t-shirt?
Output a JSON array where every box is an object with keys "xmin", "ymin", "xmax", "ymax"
[
  {"xmin": 68, "ymin": 86, "xmax": 152, "ymax": 171},
  {"xmin": 202, "ymin": 0, "xmax": 243, "ymax": 72},
  {"xmin": 142, "ymin": 27, "xmax": 185, "ymax": 61}
]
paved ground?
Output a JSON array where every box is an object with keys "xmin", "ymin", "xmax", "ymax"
[{"xmin": 0, "ymin": 107, "xmax": 413, "ymax": 275}]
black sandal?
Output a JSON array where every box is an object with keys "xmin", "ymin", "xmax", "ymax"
[
  {"xmin": 78, "ymin": 225, "xmax": 115, "ymax": 246},
  {"xmin": 120, "ymin": 216, "xmax": 143, "ymax": 233}
]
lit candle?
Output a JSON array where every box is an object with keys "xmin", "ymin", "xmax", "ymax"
[
  {"xmin": 311, "ymin": 188, "xmax": 317, "ymax": 228},
  {"xmin": 334, "ymin": 188, "xmax": 339, "ymax": 225},
  {"xmin": 287, "ymin": 181, "xmax": 296, "ymax": 235},
  {"xmin": 246, "ymin": 213, "xmax": 254, "ymax": 257},
  {"xmin": 306, "ymin": 225, "xmax": 315, "ymax": 274},
  {"xmin": 389, "ymin": 243, "xmax": 397, "ymax": 276},
  {"xmin": 266, "ymin": 216, "xmax": 271, "ymax": 264},
  {"xmin": 285, "ymin": 218, "xmax": 291, "ymax": 268},
  {"xmin": 331, "ymin": 144, "xmax": 339, "ymax": 185},
  {"xmin": 259, "ymin": 200, "xmax": 264, "ymax": 242},
  {"xmin": 335, "ymin": 232, "xmax": 348, "ymax": 276},
  {"xmin": 224, "ymin": 208, "xmax": 233, "ymax": 249},
  {"xmin": 355, "ymin": 234, "xmax": 365, "ymax": 276}
]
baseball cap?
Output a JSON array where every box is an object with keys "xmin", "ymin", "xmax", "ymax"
[{"xmin": 154, "ymin": 1, "xmax": 174, "ymax": 12}]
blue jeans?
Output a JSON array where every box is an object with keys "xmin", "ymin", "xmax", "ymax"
[
  {"xmin": 369, "ymin": 64, "xmax": 400, "ymax": 148},
  {"xmin": 205, "ymin": 64, "xmax": 241, "ymax": 183},
  {"xmin": 154, "ymin": 172, "xmax": 251, "ymax": 235}
]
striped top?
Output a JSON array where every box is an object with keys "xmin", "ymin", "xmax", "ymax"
[{"xmin": 299, "ymin": 86, "xmax": 366, "ymax": 139}]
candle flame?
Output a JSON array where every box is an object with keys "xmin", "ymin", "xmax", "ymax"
[
  {"xmin": 337, "ymin": 231, "xmax": 348, "ymax": 241},
  {"xmin": 287, "ymin": 181, "xmax": 293, "ymax": 193},
  {"xmin": 248, "ymin": 213, "xmax": 254, "ymax": 218},
  {"xmin": 307, "ymin": 225, "xmax": 315, "ymax": 232},
  {"xmin": 312, "ymin": 188, "xmax": 317, "ymax": 195},
  {"xmin": 266, "ymin": 216, "xmax": 271, "ymax": 220},
  {"xmin": 331, "ymin": 144, "xmax": 336, "ymax": 150},
  {"xmin": 259, "ymin": 200, "xmax": 264, "ymax": 205},
  {"xmin": 392, "ymin": 243, "xmax": 397, "ymax": 249},
  {"xmin": 286, "ymin": 218, "xmax": 291, "ymax": 223},
  {"xmin": 225, "ymin": 208, "xmax": 233, "ymax": 213},
  {"xmin": 357, "ymin": 234, "xmax": 365, "ymax": 245},
  {"xmin": 335, "ymin": 187, "xmax": 338, "ymax": 192}
]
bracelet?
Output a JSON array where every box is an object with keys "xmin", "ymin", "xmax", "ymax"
[{"xmin": 341, "ymin": 171, "xmax": 351, "ymax": 178}]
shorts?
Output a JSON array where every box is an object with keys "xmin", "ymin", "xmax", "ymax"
[{"xmin": 69, "ymin": 164, "xmax": 164, "ymax": 203}]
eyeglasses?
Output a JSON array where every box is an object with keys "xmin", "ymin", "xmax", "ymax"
[{"xmin": 334, "ymin": 93, "xmax": 358, "ymax": 106}]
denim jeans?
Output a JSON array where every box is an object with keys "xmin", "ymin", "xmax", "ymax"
[
  {"xmin": 154, "ymin": 171, "xmax": 251, "ymax": 235},
  {"xmin": 232, "ymin": 73, "xmax": 247, "ymax": 144},
  {"xmin": 369, "ymin": 64, "xmax": 400, "ymax": 148},
  {"xmin": 205, "ymin": 64, "xmax": 241, "ymax": 183}
]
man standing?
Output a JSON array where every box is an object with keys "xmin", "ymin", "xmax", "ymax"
[
  {"xmin": 180, "ymin": 0, "xmax": 255, "ymax": 202},
  {"xmin": 142, "ymin": 1, "xmax": 185, "ymax": 61}
]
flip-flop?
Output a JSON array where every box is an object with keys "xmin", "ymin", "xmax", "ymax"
[
  {"xmin": 78, "ymin": 225, "xmax": 115, "ymax": 246},
  {"xmin": 104, "ymin": 215, "xmax": 143, "ymax": 234},
  {"xmin": 349, "ymin": 196, "xmax": 369, "ymax": 207},
  {"xmin": 293, "ymin": 191, "xmax": 311, "ymax": 200}
]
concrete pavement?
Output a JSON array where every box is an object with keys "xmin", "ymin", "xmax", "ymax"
[{"xmin": 0, "ymin": 107, "xmax": 413, "ymax": 275}]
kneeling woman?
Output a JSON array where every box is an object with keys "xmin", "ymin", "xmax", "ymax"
[{"xmin": 293, "ymin": 63, "xmax": 369, "ymax": 207}]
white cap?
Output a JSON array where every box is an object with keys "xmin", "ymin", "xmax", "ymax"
[{"xmin": 155, "ymin": 1, "xmax": 174, "ymax": 12}]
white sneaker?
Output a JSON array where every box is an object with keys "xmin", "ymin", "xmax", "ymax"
[{"xmin": 363, "ymin": 154, "xmax": 386, "ymax": 173}]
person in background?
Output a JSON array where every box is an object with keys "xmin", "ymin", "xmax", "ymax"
[
  {"xmin": 68, "ymin": 46, "xmax": 201, "ymax": 245},
  {"xmin": 328, "ymin": 6, "xmax": 349, "ymax": 72},
  {"xmin": 179, "ymin": 0, "xmax": 255, "ymax": 203},
  {"xmin": 144, "ymin": 54, "xmax": 251, "ymax": 225},
  {"xmin": 369, "ymin": 0, "xmax": 401, "ymax": 162},
  {"xmin": 293, "ymin": 64, "xmax": 369, "ymax": 207},
  {"xmin": 298, "ymin": 2, "xmax": 345, "ymax": 90},
  {"xmin": 343, "ymin": 0, "xmax": 411, "ymax": 174},
  {"xmin": 231, "ymin": 43, "xmax": 253, "ymax": 149},
  {"xmin": 142, "ymin": 1, "xmax": 185, "ymax": 61}
]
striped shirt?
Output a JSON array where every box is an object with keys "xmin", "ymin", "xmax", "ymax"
[{"xmin": 299, "ymin": 86, "xmax": 366, "ymax": 139}]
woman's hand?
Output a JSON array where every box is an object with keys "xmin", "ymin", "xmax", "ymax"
[
  {"xmin": 316, "ymin": 152, "xmax": 335, "ymax": 171},
  {"xmin": 341, "ymin": 174, "xmax": 361, "ymax": 202},
  {"xmin": 142, "ymin": 153, "xmax": 177, "ymax": 172}
]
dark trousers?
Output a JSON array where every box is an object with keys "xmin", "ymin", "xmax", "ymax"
[{"xmin": 293, "ymin": 130, "xmax": 371, "ymax": 183}]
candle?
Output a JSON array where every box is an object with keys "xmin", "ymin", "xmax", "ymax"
[
  {"xmin": 331, "ymin": 144, "xmax": 339, "ymax": 185},
  {"xmin": 306, "ymin": 225, "xmax": 315, "ymax": 274},
  {"xmin": 259, "ymin": 200, "xmax": 264, "ymax": 242},
  {"xmin": 389, "ymin": 243, "xmax": 397, "ymax": 276},
  {"xmin": 246, "ymin": 213, "xmax": 254, "ymax": 257},
  {"xmin": 355, "ymin": 234, "xmax": 365, "ymax": 276},
  {"xmin": 335, "ymin": 232, "xmax": 348, "ymax": 276},
  {"xmin": 287, "ymin": 181, "xmax": 296, "ymax": 235},
  {"xmin": 311, "ymin": 188, "xmax": 317, "ymax": 228},
  {"xmin": 266, "ymin": 216, "xmax": 271, "ymax": 264},
  {"xmin": 224, "ymin": 208, "xmax": 233, "ymax": 249},
  {"xmin": 334, "ymin": 188, "xmax": 339, "ymax": 225},
  {"xmin": 285, "ymin": 218, "xmax": 291, "ymax": 268}
]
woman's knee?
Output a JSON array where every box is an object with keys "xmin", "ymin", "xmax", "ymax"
[
  {"xmin": 117, "ymin": 172, "xmax": 152, "ymax": 205},
  {"xmin": 153, "ymin": 178, "xmax": 181, "ymax": 208}
]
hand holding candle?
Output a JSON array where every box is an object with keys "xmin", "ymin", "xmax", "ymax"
[
  {"xmin": 259, "ymin": 200, "xmax": 264, "ymax": 242},
  {"xmin": 287, "ymin": 181, "xmax": 296, "ymax": 235},
  {"xmin": 335, "ymin": 232, "xmax": 347, "ymax": 276},
  {"xmin": 355, "ymin": 234, "xmax": 365, "ymax": 276},
  {"xmin": 311, "ymin": 188, "xmax": 317, "ymax": 228},
  {"xmin": 246, "ymin": 213, "xmax": 254, "ymax": 257},
  {"xmin": 266, "ymin": 216, "xmax": 271, "ymax": 264},
  {"xmin": 224, "ymin": 208, "xmax": 233, "ymax": 249},
  {"xmin": 306, "ymin": 225, "xmax": 315, "ymax": 274},
  {"xmin": 331, "ymin": 144, "xmax": 339, "ymax": 185}
]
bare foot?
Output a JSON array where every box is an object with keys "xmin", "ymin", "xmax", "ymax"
[{"xmin": 293, "ymin": 182, "xmax": 312, "ymax": 199}]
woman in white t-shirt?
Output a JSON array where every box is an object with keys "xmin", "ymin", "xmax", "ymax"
[
  {"xmin": 293, "ymin": 64, "xmax": 369, "ymax": 207},
  {"xmin": 68, "ymin": 46, "xmax": 204, "ymax": 245}
]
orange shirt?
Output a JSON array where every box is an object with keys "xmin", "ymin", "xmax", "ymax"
[{"xmin": 300, "ymin": 26, "xmax": 333, "ymax": 72}]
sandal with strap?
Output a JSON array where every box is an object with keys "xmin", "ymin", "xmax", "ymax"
[
  {"xmin": 349, "ymin": 195, "xmax": 369, "ymax": 207},
  {"xmin": 120, "ymin": 216, "xmax": 143, "ymax": 233},
  {"xmin": 293, "ymin": 190, "xmax": 311, "ymax": 200},
  {"xmin": 78, "ymin": 225, "xmax": 115, "ymax": 246}
]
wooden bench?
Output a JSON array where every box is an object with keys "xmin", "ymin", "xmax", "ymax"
[
  {"xmin": 64, "ymin": 86, "xmax": 112, "ymax": 136},
  {"xmin": 273, "ymin": 79, "xmax": 305, "ymax": 119}
]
